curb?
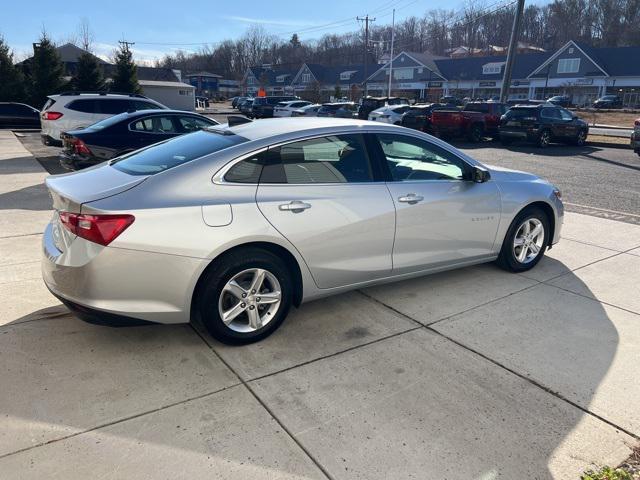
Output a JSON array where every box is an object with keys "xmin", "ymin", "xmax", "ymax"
[{"xmin": 587, "ymin": 140, "xmax": 634, "ymax": 150}]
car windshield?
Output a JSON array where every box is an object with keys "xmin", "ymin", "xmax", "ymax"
[
  {"xmin": 111, "ymin": 130, "xmax": 248, "ymax": 175},
  {"xmin": 85, "ymin": 112, "xmax": 130, "ymax": 130}
]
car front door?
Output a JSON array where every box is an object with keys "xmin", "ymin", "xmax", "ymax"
[
  {"xmin": 559, "ymin": 108, "xmax": 578, "ymax": 138},
  {"xmin": 540, "ymin": 107, "xmax": 563, "ymax": 138},
  {"xmin": 374, "ymin": 133, "xmax": 501, "ymax": 274},
  {"xmin": 255, "ymin": 133, "xmax": 396, "ymax": 289}
]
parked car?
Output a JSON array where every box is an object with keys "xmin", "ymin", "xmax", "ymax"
[
  {"xmin": 368, "ymin": 105, "xmax": 411, "ymax": 124},
  {"xmin": 273, "ymin": 100, "xmax": 312, "ymax": 117},
  {"xmin": 631, "ymin": 118, "xmax": 640, "ymax": 157},
  {"xmin": 251, "ymin": 96, "xmax": 298, "ymax": 119},
  {"xmin": 317, "ymin": 102, "xmax": 358, "ymax": 118},
  {"xmin": 357, "ymin": 96, "xmax": 410, "ymax": 119},
  {"xmin": 59, "ymin": 110, "xmax": 219, "ymax": 170},
  {"xmin": 232, "ymin": 96, "xmax": 248, "ymax": 109},
  {"xmin": 42, "ymin": 117, "xmax": 563, "ymax": 344},
  {"xmin": 40, "ymin": 92, "xmax": 167, "ymax": 146},
  {"xmin": 238, "ymin": 98, "xmax": 254, "ymax": 117},
  {"xmin": 593, "ymin": 95, "xmax": 623, "ymax": 109},
  {"xmin": 291, "ymin": 104, "xmax": 322, "ymax": 117},
  {"xmin": 400, "ymin": 103, "xmax": 448, "ymax": 133},
  {"xmin": 547, "ymin": 95, "xmax": 572, "ymax": 107},
  {"xmin": 431, "ymin": 101, "xmax": 508, "ymax": 142},
  {"xmin": 0, "ymin": 102, "xmax": 41, "ymax": 129},
  {"xmin": 499, "ymin": 104, "xmax": 589, "ymax": 147}
]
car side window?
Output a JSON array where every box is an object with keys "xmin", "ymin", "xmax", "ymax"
[
  {"xmin": 178, "ymin": 116, "xmax": 212, "ymax": 132},
  {"xmin": 559, "ymin": 109, "xmax": 573, "ymax": 121},
  {"xmin": 541, "ymin": 108, "xmax": 561, "ymax": 120},
  {"xmin": 268, "ymin": 134, "xmax": 373, "ymax": 184},
  {"xmin": 100, "ymin": 99, "xmax": 131, "ymax": 115},
  {"xmin": 67, "ymin": 99, "xmax": 100, "ymax": 113},
  {"xmin": 130, "ymin": 116, "xmax": 178, "ymax": 133},
  {"xmin": 224, "ymin": 151, "xmax": 271, "ymax": 184},
  {"xmin": 377, "ymin": 134, "xmax": 468, "ymax": 181}
]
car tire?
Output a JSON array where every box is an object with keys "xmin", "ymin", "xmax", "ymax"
[
  {"xmin": 574, "ymin": 129, "xmax": 587, "ymax": 146},
  {"xmin": 496, "ymin": 206, "xmax": 549, "ymax": 273},
  {"xmin": 468, "ymin": 124, "xmax": 483, "ymax": 143},
  {"xmin": 195, "ymin": 248, "xmax": 293, "ymax": 345},
  {"xmin": 537, "ymin": 129, "xmax": 551, "ymax": 148}
]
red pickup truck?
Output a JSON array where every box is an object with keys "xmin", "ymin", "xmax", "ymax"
[{"xmin": 431, "ymin": 102, "xmax": 509, "ymax": 142}]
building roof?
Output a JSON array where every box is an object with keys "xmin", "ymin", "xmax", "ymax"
[
  {"xmin": 434, "ymin": 52, "xmax": 551, "ymax": 81},
  {"xmin": 247, "ymin": 65, "xmax": 300, "ymax": 85},
  {"xmin": 306, "ymin": 64, "xmax": 366, "ymax": 85},
  {"xmin": 184, "ymin": 71, "xmax": 223, "ymax": 78},
  {"xmin": 55, "ymin": 43, "xmax": 109, "ymax": 64},
  {"xmin": 575, "ymin": 42, "xmax": 640, "ymax": 76},
  {"xmin": 138, "ymin": 80, "xmax": 194, "ymax": 88}
]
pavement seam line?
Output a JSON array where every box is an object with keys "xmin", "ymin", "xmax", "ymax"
[
  {"xmin": 247, "ymin": 325, "xmax": 423, "ymax": 383},
  {"xmin": 362, "ymin": 288, "xmax": 640, "ymax": 441},
  {"xmin": 541, "ymin": 282, "xmax": 640, "ymax": 318},
  {"xmin": 188, "ymin": 323, "xmax": 336, "ymax": 480},
  {"xmin": 0, "ymin": 382, "xmax": 242, "ymax": 461}
]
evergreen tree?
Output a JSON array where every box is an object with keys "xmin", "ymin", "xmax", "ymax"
[
  {"xmin": 72, "ymin": 52, "xmax": 104, "ymax": 91},
  {"xmin": 110, "ymin": 43, "xmax": 141, "ymax": 93},
  {"xmin": 0, "ymin": 35, "xmax": 26, "ymax": 102},
  {"xmin": 29, "ymin": 33, "xmax": 65, "ymax": 108},
  {"xmin": 333, "ymin": 84, "xmax": 342, "ymax": 100}
]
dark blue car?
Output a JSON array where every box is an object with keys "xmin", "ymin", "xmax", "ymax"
[{"xmin": 59, "ymin": 109, "xmax": 219, "ymax": 170}]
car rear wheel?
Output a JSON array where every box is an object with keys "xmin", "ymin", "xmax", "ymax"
[
  {"xmin": 537, "ymin": 129, "xmax": 551, "ymax": 148},
  {"xmin": 196, "ymin": 248, "xmax": 293, "ymax": 344},
  {"xmin": 496, "ymin": 207, "xmax": 549, "ymax": 272}
]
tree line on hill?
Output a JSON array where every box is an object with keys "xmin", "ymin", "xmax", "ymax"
[
  {"xmin": 156, "ymin": 0, "xmax": 640, "ymax": 79},
  {"xmin": 0, "ymin": 27, "xmax": 142, "ymax": 107}
]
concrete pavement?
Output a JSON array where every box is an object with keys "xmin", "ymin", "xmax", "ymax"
[{"xmin": 1, "ymin": 130, "xmax": 639, "ymax": 479}]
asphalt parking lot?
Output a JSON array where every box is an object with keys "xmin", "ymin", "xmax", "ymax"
[{"xmin": 1, "ymin": 129, "xmax": 640, "ymax": 479}]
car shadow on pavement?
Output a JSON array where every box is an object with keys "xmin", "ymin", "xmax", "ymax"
[
  {"xmin": 0, "ymin": 261, "xmax": 632, "ymax": 478},
  {"xmin": 0, "ymin": 183, "xmax": 51, "ymax": 211}
]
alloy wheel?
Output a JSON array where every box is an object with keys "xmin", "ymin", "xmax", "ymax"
[
  {"xmin": 576, "ymin": 130, "xmax": 587, "ymax": 145},
  {"xmin": 539, "ymin": 130, "xmax": 550, "ymax": 147},
  {"xmin": 218, "ymin": 268, "xmax": 282, "ymax": 333},
  {"xmin": 512, "ymin": 218, "xmax": 545, "ymax": 264}
]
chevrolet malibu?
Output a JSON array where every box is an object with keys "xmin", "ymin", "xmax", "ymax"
[{"xmin": 42, "ymin": 118, "xmax": 563, "ymax": 344}]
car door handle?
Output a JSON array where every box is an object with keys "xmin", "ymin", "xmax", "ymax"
[
  {"xmin": 279, "ymin": 201, "xmax": 312, "ymax": 212},
  {"xmin": 398, "ymin": 194, "xmax": 424, "ymax": 204}
]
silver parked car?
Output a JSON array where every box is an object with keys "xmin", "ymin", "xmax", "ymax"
[{"xmin": 42, "ymin": 118, "xmax": 563, "ymax": 344}]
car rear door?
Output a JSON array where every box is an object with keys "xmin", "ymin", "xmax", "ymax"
[
  {"xmin": 255, "ymin": 133, "xmax": 395, "ymax": 289},
  {"xmin": 373, "ymin": 133, "xmax": 501, "ymax": 274}
]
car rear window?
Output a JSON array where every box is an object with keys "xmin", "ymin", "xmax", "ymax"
[{"xmin": 111, "ymin": 130, "xmax": 248, "ymax": 176}]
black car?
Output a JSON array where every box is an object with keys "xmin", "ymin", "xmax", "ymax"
[
  {"xmin": 238, "ymin": 98, "xmax": 254, "ymax": 116},
  {"xmin": 547, "ymin": 95, "xmax": 572, "ymax": 107},
  {"xmin": 400, "ymin": 103, "xmax": 447, "ymax": 133},
  {"xmin": 357, "ymin": 96, "xmax": 409, "ymax": 119},
  {"xmin": 316, "ymin": 102, "xmax": 358, "ymax": 118},
  {"xmin": 59, "ymin": 109, "xmax": 218, "ymax": 170},
  {"xmin": 251, "ymin": 96, "xmax": 298, "ymax": 118},
  {"xmin": 593, "ymin": 95, "xmax": 623, "ymax": 109},
  {"xmin": 232, "ymin": 96, "xmax": 246, "ymax": 109},
  {"xmin": 0, "ymin": 102, "xmax": 41, "ymax": 129},
  {"xmin": 499, "ymin": 104, "xmax": 589, "ymax": 148}
]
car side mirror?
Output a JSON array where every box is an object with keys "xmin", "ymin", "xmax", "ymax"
[{"xmin": 470, "ymin": 166, "xmax": 491, "ymax": 183}]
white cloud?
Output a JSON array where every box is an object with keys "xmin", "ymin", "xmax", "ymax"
[{"xmin": 92, "ymin": 42, "xmax": 195, "ymax": 65}]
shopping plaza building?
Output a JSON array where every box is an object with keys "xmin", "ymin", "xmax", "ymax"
[{"xmin": 365, "ymin": 40, "xmax": 640, "ymax": 107}]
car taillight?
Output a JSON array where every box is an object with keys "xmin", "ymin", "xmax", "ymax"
[
  {"xmin": 59, "ymin": 212, "xmax": 134, "ymax": 246},
  {"xmin": 43, "ymin": 111, "xmax": 63, "ymax": 120},
  {"xmin": 71, "ymin": 137, "xmax": 92, "ymax": 155},
  {"xmin": 635, "ymin": 120, "xmax": 640, "ymax": 127}
]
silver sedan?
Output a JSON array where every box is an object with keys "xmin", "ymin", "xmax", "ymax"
[{"xmin": 42, "ymin": 118, "xmax": 563, "ymax": 344}]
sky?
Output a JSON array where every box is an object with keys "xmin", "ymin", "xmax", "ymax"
[{"xmin": 1, "ymin": 0, "xmax": 485, "ymax": 63}]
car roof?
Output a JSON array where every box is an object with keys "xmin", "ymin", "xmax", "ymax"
[{"xmin": 221, "ymin": 117, "xmax": 374, "ymax": 141}]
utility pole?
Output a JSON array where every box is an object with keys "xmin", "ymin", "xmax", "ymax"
[
  {"xmin": 387, "ymin": 9, "xmax": 395, "ymax": 98},
  {"xmin": 499, "ymin": 0, "xmax": 525, "ymax": 103},
  {"xmin": 357, "ymin": 14, "xmax": 375, "ymax": 97},
  {"xmin": 118, "ymin": 40, "xmax": 135, "ymax": 53}
]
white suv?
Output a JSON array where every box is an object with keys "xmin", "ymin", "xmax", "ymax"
[{"xmin": 40, "ymin": 92, "xmax": 167, "ymax": 145}]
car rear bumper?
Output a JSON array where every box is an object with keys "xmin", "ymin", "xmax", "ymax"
[
  {"xmin": 499, "ymin": 129, "xmax": 539, "ymax": 141},
  {"xmin": 42, "ymin": 221, "xmax": 207, "ymax": 325},
  {"xmin": 59, "ymin": 151, "xmax": 101, "ymax": 171}
]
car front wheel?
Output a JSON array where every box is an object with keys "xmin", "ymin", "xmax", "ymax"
[
  {"xmin": 196, "ymin": 248, "xmax": 293, "ymax": 344},
  {"xmin": 497, "ymin": 207, "xmax": 549, "ymax": 272},
  {"xmin": 537, "ymin": 129, "xmax": 551, "ymax": 148},
  {"xmin": 574, "ymin": 129, "xmax": 587, "ymax": 146}
]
